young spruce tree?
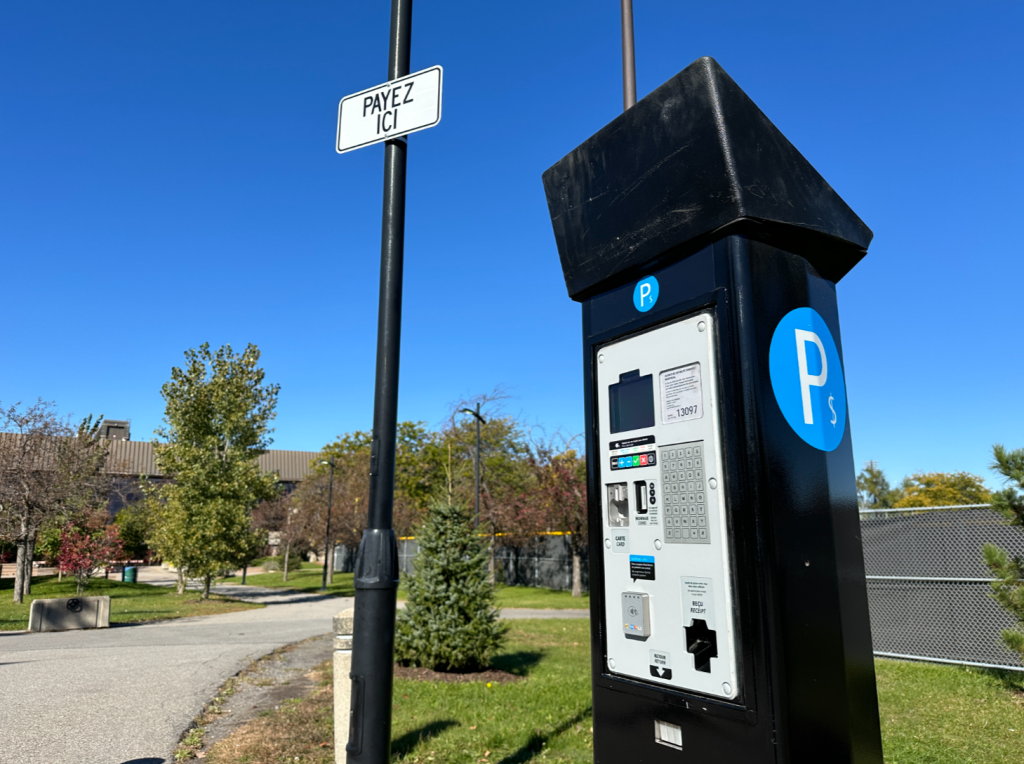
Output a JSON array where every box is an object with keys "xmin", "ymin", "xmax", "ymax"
[
  {"xmin": 395, "ymin": 501, "xmax": 506, "ymax": 672},
  {"xmin": 982, "ymin": 444, "xmax": 1024, "ymax": 657}
]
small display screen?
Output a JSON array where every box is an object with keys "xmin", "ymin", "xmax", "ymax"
[{"xmin": 609, "ymin": 370, "xmax": 655, "ymax": 434}]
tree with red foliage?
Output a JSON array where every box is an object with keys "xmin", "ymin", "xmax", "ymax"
[
  {"xmin": 517, "ymin": 435, "xmax": 589, "ymax": 597},
  {"xmin": 58, "ymin": 525, "xmax": 123, "ymax": 595}
]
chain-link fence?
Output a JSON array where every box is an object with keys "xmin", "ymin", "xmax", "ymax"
[
  {"xmin": 336, "ymin": 534, "xmax": 589, "ymax": 593},
  {"xmin": 861, "ymin": 505, "xmax": 1024, "ymax": 671},
  {"xmin": 396, "ymin": 534, "xmax": 589, "ymax": 592}
]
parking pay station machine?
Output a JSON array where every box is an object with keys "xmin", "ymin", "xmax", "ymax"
[{"xmin": 543, "ymin": 58, "xmax": 883, "ymax": 763}]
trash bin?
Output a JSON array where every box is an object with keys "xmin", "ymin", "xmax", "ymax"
[{"xmin": 123, "ymin": 566, "xmax": 137, "ymax": 584}]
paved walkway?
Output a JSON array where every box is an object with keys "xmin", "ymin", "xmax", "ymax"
[
  {"xmin": 0, "ymin": 588, "xmax": 350, "ymax": 764},
  {"xmin": 0, "ymin": 568, "xmax": 588, "ymax": 764}
]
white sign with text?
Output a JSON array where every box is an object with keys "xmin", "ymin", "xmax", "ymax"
[{"xmin": 336, "ymin": 66, "xmax": 442, "ymax": 154}]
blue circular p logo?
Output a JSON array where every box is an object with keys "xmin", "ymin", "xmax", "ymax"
[
  {"xmin": 633, "ymin": 276, "xmax": 659, "ymax": 312},
  {"xmin": 768, "ymin": 307, "xmax": 847, "ymax": 452}
]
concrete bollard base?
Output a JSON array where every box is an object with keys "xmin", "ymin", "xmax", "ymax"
[
  {"xmin": 334, "ymin": 607, "xmax": 354, "ymax": 763},
  {"xmin": 28, "ymin": 596, "xmax": 111, "ymax": 632}
]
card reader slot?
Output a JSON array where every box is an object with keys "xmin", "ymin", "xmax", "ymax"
[{"xmin": 606, "ymin": 483, "xmax": 629, "ymax": 527}]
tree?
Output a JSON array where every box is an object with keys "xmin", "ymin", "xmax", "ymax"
[
  {"xmin": 440, "ymin": 391, "xmax": 534, "ymax": 581},
  {"xmin": 0, "ymin": 401, "xmax": 110, "ymax": 603},
  {"xmin": 58, "ymin": 524, "xmax": 124, "ymax": 595},
  {"xmin": 522, "ymin": 436, "xmax": 588, "ymax": 597},
  {"xmin": 982, "ymin": 444, "xmax": 1024, "ymax": 658},
  {"xmin": 316, "ymin": 422, "xmax": 445, "ymax": 539},
  {"xmin": 278, "ymin": 496, "xmax": 316, "ymax": 583},
  {"xmin": 302, "ymin": 436, "xmax": 372, "ymax": 555},
  {"xmin": 150, "ymin": 343, "xmax": 280, "ymax": 598},
  {"xmin": 395, "ymin": 501, "xmax": 506, "ymax": 672},
  {"xmin": 116, "ymin": 499, "xmax": 155, "ymax": 560},
  {"xmin": 39, "ymin": 505, "xmax": 110, "ymax": 582},
  {"xmin": 252, "ymin": 493, "xmax": 309, "ymax": 580},
  {"xmin": 856, "ymin": 462, "xmax": 903, "ymax": 509},
  {"xmin": 892, "ymin": 471, "xmax": 991, "ymax": 508}
]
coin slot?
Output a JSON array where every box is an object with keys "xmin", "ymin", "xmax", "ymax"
[{"xmin": 634, "ymin": 480, "xmax": 648, "ymax": 514}]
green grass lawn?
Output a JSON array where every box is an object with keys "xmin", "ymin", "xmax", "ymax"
[
  {"xmin": 223, "ymin": 563, "xmax": 589, "ymax": 609},
  {"xmin": 489, "ymin": 584, "xmax": 589, "ymax": 610},
  {"xmin": 195, "ymin": 617, "xmax": 1023, "ymax": 764},
  {"xmin": 391, "ymin": 619, "xmax": 593, "ymax": 763},
  {"xmin": 876, "ymin": 657, "xmax": 1024, "ymax": 764},
  {"xmin": 222, "ymin": 562, "xmax": 357, "ymax": 596},
  {"xmin": 0, "ymin": 575, "xmax": 261, "ymax": 631},
  {"xmin": 389, "ymin": 628, "xmax": 1024, "ymax": 764}
]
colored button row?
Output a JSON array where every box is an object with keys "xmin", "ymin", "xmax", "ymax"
[{"xmin": 610, "ymin": 452, "xmax": 657, "ymax": 470}]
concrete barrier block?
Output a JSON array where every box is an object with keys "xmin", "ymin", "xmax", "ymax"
[
  {"xmin": 333, "ymin": 608, "xmax": 354, "ymax": 635},
  {"xmin": 334, "ymin": 607, "xmax": 355, "ymax": 763},
  {"xmin": 28, "ymin": 596, "xmax": 111, "ymax": 632}
]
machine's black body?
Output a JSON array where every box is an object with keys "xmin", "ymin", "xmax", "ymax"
[{"xmin": 543, "ymin": 58, "xmax": 883, "ymax": 763}]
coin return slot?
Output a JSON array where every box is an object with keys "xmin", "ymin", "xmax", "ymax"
[{"xmin": 685, "ymin": 619, "xmax": 718, "ymax": 673}]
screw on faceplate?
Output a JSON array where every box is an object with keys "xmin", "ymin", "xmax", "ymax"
[
  {"xmin": 598, "ymin": 354, "xmax": 605, "ymax": 364},
  {"xmin": 709, "ymin": 478, "xmax": 718, "ymax": 489},
  {"xmin": 698, "ymin": 321, "xmax": 706, "ymax": 332}
]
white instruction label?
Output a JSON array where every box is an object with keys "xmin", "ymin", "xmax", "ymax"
[
  {"xmin": 682, "ymin": 576, "xmax": 715, "ymax": 627},
  {"xmin": 660, "ymin": 363, "xmax": 703, "ymax": 424}
]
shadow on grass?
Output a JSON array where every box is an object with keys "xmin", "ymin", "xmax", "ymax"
[
  {"xmin": 495, "ymin": 707, "xmax": 592, "ymax": 764},
  {"xmin": 981, "ymin": 666, "xmax": 1024, "ymax": 694},
  {"xmin": 392, "ymin": 719, "xmax": 459, "ymax": 759},
  {"xmin": 491, "ymin": 651, "xmax": 545, "ymax": 677}
]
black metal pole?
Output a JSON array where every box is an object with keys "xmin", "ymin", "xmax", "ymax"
[
  {"xmin": 474, "ymin": 402, "xmax": 481, "ymax": 528},
  {"xmin": 321, "ymin": 460, "xmax": 335, "ymax": 591},
  {"xmin": 347, "ymin": 0, "xmax": 410, "ymax": 761},
  {"xmin": 620, "ymin": 0, "xmax": 637, "ymax": 110}
]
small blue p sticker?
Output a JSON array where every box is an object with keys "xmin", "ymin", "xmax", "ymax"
[{"xmin": 633, "ymin": 276, "xmax": 659, "ymax": 312}]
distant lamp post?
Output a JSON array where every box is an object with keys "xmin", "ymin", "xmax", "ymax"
[
  {"xmin": 459, "ymin": 404, "xmax": 487, "ymax": 527},
  {"xmin": 319, "ymin": 459, "xmax": 336, "ymax": 591}
]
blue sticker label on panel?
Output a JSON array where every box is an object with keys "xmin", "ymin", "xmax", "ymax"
[
  {"xmin": 633, "ymin": 276, "xmax": 659, "ymax": 312},
  {"xmin": 768, "ymin": 307, "xmax": 847, "ymax": 452},
  {"xmin": 629, "ymin": 554, "xmax": 656, "ymax": 580}
]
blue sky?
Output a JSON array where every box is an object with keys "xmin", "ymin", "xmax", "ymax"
[{"xmin": 1, "ymin": 2, "xmax": 1021, "ymax": 487}]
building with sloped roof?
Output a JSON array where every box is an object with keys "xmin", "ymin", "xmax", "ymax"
[{"xmin": 103, "ymin": 439, "xmax": 319, "ymax": 484}]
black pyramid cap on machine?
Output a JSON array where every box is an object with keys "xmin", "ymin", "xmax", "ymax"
[{"xmin": 542, "ymin": 56, "xmax": 872, "ymax": 301}]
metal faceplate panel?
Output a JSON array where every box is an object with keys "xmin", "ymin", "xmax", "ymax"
[{"xmin": 597, "ymin": 312, "xmax": 739, "ymax": 700}]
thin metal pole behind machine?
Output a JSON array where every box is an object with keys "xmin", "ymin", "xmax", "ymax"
[
  {"xmin": 347, "ymin": 0, "xmax": 412, "ymax": 761},
  {"xmin": 473, "ymin": 402, "xmax": 481, "ymax": 527},
  {"xmin": 320, "ymin": 459, "xmax": 335, "ymax": 591},
  {"xmin": 621, "ymin": 0, "xmax": 637, "ymax": 110}
]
